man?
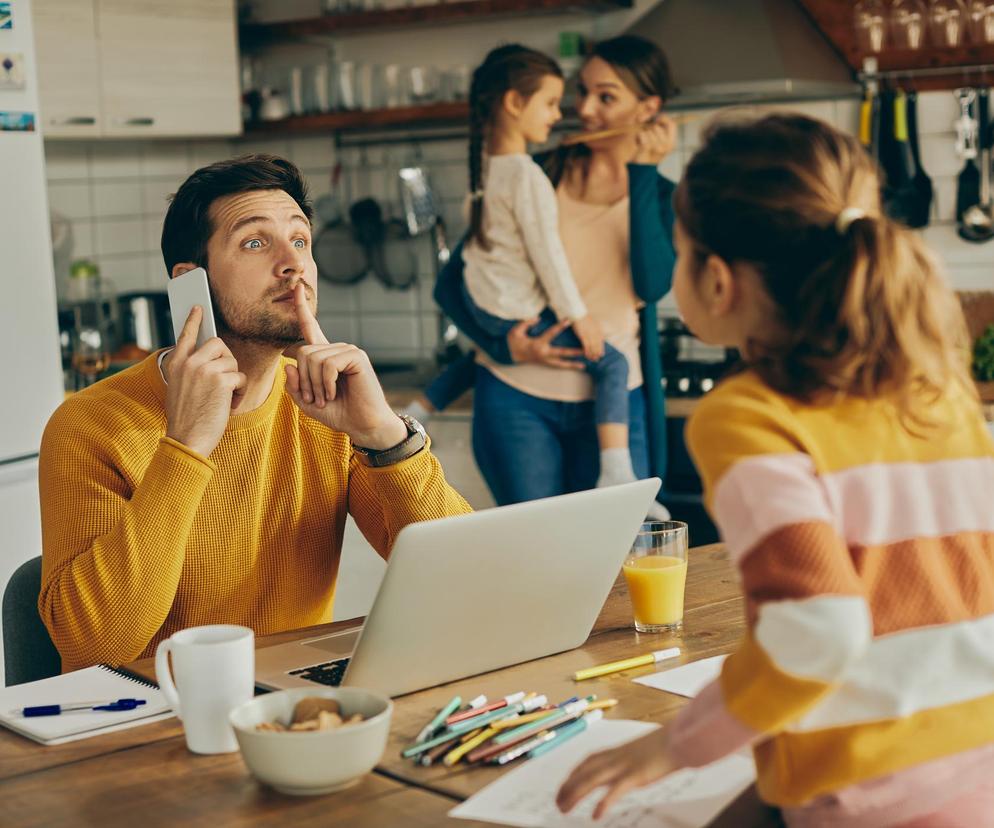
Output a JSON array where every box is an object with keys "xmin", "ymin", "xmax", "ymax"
[{"xmin": 39, "ymin": 154, "xmax": 470, "ymax": 673}]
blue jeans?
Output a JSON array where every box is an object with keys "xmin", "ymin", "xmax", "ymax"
[
  {"xmin": 472, "ymin": 366, "xmax": 650, "ymax": 506},
  {"xmin": 462, "ymin": 288, "xmax": 629, "ymax": 427},
  {"xmin": 424, "ymin": 350, "xmax": 478, "ymax": 411}
]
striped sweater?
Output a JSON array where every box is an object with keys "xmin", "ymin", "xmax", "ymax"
[{"xmin": 666, "ymin": 370, "xmax": 994, "ymax": 825}]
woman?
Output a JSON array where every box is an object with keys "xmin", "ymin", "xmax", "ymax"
[{"xmin": 434, "ymin": 34, "xmax": 677, "ymax": 508}]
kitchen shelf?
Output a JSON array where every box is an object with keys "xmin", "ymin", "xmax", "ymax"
[
  {"xmin": 240, "ymin": 0, "xmax": 632, "ymax": 44},
  {"xmin": 242, "ymin": 101, "xmax": 469, "ymax": 136},
  {"xmin": 796, "ymin": 0, "xmax": 994, "ymax": 91}
]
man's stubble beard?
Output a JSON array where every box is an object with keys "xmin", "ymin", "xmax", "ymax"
[{"xmin": 208, "ymin": 281, "xmax": 304, "ymax": 347}]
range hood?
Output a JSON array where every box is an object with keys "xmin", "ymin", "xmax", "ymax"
[{"xmin": 627, "ymin": 0, "xmax": 860, "ymax": 108}]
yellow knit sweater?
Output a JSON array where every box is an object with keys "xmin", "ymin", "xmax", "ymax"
[{"xmin": 38, "ymin": 352, "xmax": 471, "ymax": 673}]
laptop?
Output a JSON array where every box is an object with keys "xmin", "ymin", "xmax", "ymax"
[{"xmin": 255, "ymin": 478, "xmax": 661, "ymax": 697}]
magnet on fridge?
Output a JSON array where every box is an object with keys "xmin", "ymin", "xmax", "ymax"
[
  {"xmin": 0, "ymin": 111, "xmax": 35, "ymax": 131},
  {"xmin": 0, "ymin": 3, "xmax": 11, "ymax": 30},
  {"xmin": 0, "ymin": 53, "xmax": 25, "ymax": 89}
]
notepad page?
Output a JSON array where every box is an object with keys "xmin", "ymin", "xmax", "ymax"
[
  {"xmin": 449, "ymin": 719, "xmax": 755, "ymax": 828},
  {"xmin": 632, "ymin": 655, "xmax": 728, "ymax": 698},
  {"xmin": 0, "ymin": 665, "xmax": 173, "ymax": 745}
]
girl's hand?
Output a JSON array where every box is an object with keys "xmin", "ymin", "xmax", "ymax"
[
  {"xmin": 633, "ymin": 115, "xmax": 678, "ymax": 165},
  {"xmin": 556, "ymin": 727, "xmax": 680, "ymax": 819},
  {"xmin": 572, "ymin": 314, "xmax": 605, "ymax": 362},
  {"xmin": 507, "ymin": 318, "xmax": 585, "ymax": 370}
]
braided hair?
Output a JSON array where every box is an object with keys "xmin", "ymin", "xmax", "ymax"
[{"xmin": 468, "ymin": 45, "xmax": 562, "ymax": 250}]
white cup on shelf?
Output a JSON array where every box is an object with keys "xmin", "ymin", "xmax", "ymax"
[{"xmin": 155, "ymin": 624, "xmax": 255, "ymax": 755}]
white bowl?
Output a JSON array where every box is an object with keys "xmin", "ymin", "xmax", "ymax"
[{"xmin": 229, "ymin": 687, "xmax": 393, "ymax": 796}]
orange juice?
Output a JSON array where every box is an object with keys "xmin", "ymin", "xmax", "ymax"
[{"xmin": 623, "ymin": 555, "xmax": 688, "ymax": 628}]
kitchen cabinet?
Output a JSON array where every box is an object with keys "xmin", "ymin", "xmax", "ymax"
[{"xmin": 34, "ymin": 0, "xmax": 241, "ymax": 138}]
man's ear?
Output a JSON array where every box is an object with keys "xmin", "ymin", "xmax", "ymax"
[{"xmin": 170, "ymin": 262, "xmax": 198, "ymax": 280}]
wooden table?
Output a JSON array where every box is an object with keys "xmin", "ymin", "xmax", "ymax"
[{"xmin": 0, "ymin": 545, "xmax": 782, "ymax": 827}]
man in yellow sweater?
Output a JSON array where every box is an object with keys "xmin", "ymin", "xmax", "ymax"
[{"xmin": 39, "ymin": 154, "xmax": 471, "ymax": 673}]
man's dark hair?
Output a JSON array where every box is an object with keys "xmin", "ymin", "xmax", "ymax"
[{"xmin": 160, "ymin": 154, "xmax": 312, "ymax": 277}]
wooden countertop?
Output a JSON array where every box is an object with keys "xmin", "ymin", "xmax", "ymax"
[{"xmin": 0, "ymin": 545, "xmax": 780, "ymax": 827}]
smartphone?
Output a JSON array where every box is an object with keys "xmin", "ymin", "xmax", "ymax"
[{"xmin": 167, "ymin": 266, "xmax": 218, "ymax": 350}]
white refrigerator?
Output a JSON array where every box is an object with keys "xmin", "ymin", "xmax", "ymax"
[{"xmin": 0, "ymin": 0, "xmax": 68, "ymax": 682}]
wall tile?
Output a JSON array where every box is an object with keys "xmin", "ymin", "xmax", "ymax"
[
  {"xmin": 923, "ymin": 224, "xmax": 994, "ymax": 266},
  {"xmin": 420, "ymin": 312, "xmax": 439, "ymax": 352},
  {"xmin": 96, "ymin": 218, "xmax": 147, "ymax": 257},
  {"xmin": 141, "ymin": 144, "xmax": 193, "ymax": 177},
  {"xmin": 98, "ymin": 255, "xmax": 148, "ymax": 294},
  {"xmin": 316, "ymin": 280, "xmax": 359, "ymax": 315},
  {"xmin": 142, "ymin": 177, "xmax": 181, "ymax": 216},
  {"xmin": 657, "ymin": 150, "xmax": 683, "ymax": 182},
  {"xmin": 92, "ymin": 180, "xmax": 143, "ymax": 219},
  {"xmin": 144, "ymin": 253, "xmax": 168, "ymax": 289},
  {"xmin": 90, "ymin": 142, "xmax": 142, "ymax": 179},
  {"xmin": 357, "ymin": 274, "xmax": 418, "ymax": 313},
  {"xmin": 316, "ymin": 314, "xmax": 359, "ymax": 344},
  {"xmin": 945, "ymin": 266, "xmax": 994, "ymax": 291},
  {"xmin": 72, "ymin": 220, "xmax": 98, "ymax": 258},
  {"xmin": 931, "ymin": 175, "xmax": 958, "ymax": 223},
  {"xmin": 144, "ymin": 217, "xmax": 165, "ymax": 253},
  {"xmin": 47, "ymin": 182, "xmax": 93, "ymax": 221},
  {"xmin": 189, "ymin": 139, "xmax": 235, "ymax": 169},
  {"xmin": 44, "ymin": 142, "xmax": 90, "ymax": 181},
  {"xmin": 289, "ymin": 136, "xmax": 337, "ymax": 169},
  {"xmin": 359, "ymin": 314, "xmax": 420, "ymax": 352}
]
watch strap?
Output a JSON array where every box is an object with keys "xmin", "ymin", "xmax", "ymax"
[{"xmin": 353, "ymin": 415, "xmax": 427, "ymax": 468}]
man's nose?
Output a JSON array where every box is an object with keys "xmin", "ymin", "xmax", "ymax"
[{"xmin": 276, "ymin": 241, "xmax": 306, "ymax": 276}]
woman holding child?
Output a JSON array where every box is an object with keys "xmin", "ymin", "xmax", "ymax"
[{"xmin": 433, "ymin": 35, "xmax": 677, "ymax": 512}]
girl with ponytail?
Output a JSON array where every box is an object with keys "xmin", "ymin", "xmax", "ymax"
[
  {"xmin": 455, "ymin": 44, "xmax": 661, "ymax": 508},
  {"xmin": 558, "ymin": 114, "xmax": 994, "ymax": 826}
]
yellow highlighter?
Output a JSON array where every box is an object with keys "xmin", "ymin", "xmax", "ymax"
[
  {"xmin": 444, "ymin": 725, "xmax": 499, "ymax": 766},
  {"xmin": 573, "ymin": 647, "xmax": 681, "ymax": 681},
  {"xmin": 587, "ymin": 698, "xmax": 619, "ymax": 711}
]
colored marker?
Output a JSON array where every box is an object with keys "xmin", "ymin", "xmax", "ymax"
[
  {"xmin": 492, "ymin": 729, "xmax": 558, "ymax": 765},
  {"xmin": 445, "ymin": 691, "xmax": 525, "ymax": 725},
  {"xmin": 415, "ymin": 695, "xmax": 462, "ymax": 743},
  {"xmin": 572, "ymin": 647, "xmax": 681, "ymax": 681},
  {"xmin": 443, "ymin": 725, "xmax": 499, "ymax": 766},
  {"xmin": 418, "ymin": 733, "xmax": 462, "ymax": 766},
  {"xmin": 490, "ymin": 706, "xmax": 556, "ymax": 730},
  {"xmin": 527, "ymin": 710, "xmax": 604, "ymax": 759},
  {"xmin": 493, "ymin": 698, "xmax": 591, "ymax": 745}
]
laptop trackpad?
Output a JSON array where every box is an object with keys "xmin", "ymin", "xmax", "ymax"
[{"xmin": 301, "ymin": 630, "xmax": 360, "ymax": 657}]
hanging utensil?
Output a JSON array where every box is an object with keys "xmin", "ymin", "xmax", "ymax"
[
  {"xmin": 904, "ymin": 90, "xmax": 934, "ymax": 228},
  {"xmin": 879, "ymin": 87, "xmax": 920, "ymax": 226},
  {"xmin": 314, "ymin": 165, "xmax": 368, "ymax": 286},
  {"xmin": 960, "ymin": 88, "xmax": 994, "ymax": 242},
  {"xmin": 957, "ymin": 88, "xmax": 992, "ymax": 241}
]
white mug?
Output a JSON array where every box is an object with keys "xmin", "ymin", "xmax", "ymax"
[{"xmin": 155, "ymin": 625, "xmax": 255, "ymax": 754}]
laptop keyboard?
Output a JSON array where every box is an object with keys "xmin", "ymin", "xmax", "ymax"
[{"xmin": 288, "ymin": 657, "xmax": 351, "ymax": 687}]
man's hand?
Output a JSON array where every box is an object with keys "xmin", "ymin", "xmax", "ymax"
[
  {"xmin": 633, "ymin": 115, "xmax": 678, "ymax": 166},
  {"xmin": 571, "ymin": 314, "xmax": 605, "ymax": 362},
  {"xmin": 165, "ymin": 306, "xmax": 247, "ymax": 458},
  {"xmin": 506, "ymin": 318, "xmax": 585, "ymax": 369},
  {"xmin": 284, "ymin": 283, "xmax": 406, "ymax": 450},
  {"xmin": 555, "ymin": 727, "xmax": 679, "ymax": 819}
]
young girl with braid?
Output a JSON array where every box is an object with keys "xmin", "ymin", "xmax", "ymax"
[
  {"xmin": 459, "ymin": 45, "xmax": 662, "ymax": 507},
  {"xmin": 557, "ymin": 113, "xmax": 994, "ymax": 826}
]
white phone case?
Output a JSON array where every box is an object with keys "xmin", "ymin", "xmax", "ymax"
[{"xmin": 167, "ymin": 267, "xmax": 218, "ymax": 350}]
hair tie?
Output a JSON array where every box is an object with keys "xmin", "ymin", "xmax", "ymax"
[{"xmin": 835, "ymin": 207, "xmax": 866, "ymax": 234}]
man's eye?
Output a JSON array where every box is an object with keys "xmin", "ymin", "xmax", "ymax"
[
  {"xmin": 244, "ymin": 239, "xmax": 263, "ymax": 249},
  {"xmin": 293, "ymin": 238, "xmax": 308, "ymax": 249}
]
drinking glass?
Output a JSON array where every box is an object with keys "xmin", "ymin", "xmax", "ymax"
[
  {"xmin": 854, "ymin": 0, "xmax": 888, "ymax": 52},
  {"xmin": 623, "ymin": 521, "xmax": 689, "ymax": 633},
  {"xmin": 967, "ymin": 0, "xmax": 994, "ymax": 42},
  {"xmin": 891, "ymin": 0, "xmax": 928, "ymax": 48},
  {"xmin": 928, "ymin": 0, "xmax": 968, "ymax": 46}
]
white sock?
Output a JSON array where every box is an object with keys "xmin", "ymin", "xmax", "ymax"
[
  {"xmin": 401, "ymin": 399, "xmax": 432, "ymax": 423},
  {"xmin": 596, "ymin": 448, "xmax": 637, "ymax": 489}
]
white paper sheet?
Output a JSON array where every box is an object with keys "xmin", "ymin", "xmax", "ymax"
[
  {"xmin": 633, "ymin": 655, "xmax": 728, "ymax": 698},
  {"xmin": 449, "ymin": 719, "xmax": 755, "ymax": 828}
]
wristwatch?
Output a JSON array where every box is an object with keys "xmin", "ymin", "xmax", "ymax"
[{"xmin": 353, "ymin": 414, "xmax": 427, "ymax": 468}]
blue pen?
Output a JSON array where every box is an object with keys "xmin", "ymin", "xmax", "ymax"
[
  {"xmin": 23, "ymin": 699, "xmax": 147, "ymax": 717},
  {"xmin": 526, "ymin": 709, "xmax": 604, "ymax": 759}
]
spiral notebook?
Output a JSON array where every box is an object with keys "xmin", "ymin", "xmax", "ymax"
[{"xmin": 0, "ymin": 665, "xmax": 174, "ymax": 746}]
